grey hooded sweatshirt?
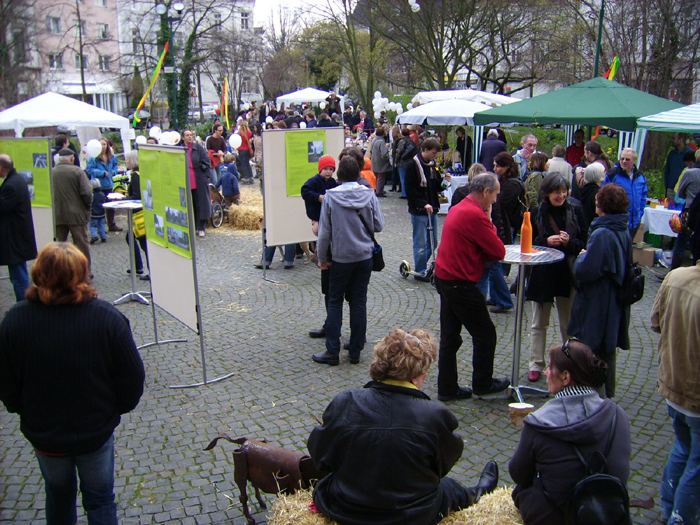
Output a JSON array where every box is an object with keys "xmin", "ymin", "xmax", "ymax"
[
  {"xmin": 508, "ymin": 391, "xmax": 631, "ymax": 525},
  {"xmin": 317, "ymin": 182, "xmax": 385, "ymax": 264}
]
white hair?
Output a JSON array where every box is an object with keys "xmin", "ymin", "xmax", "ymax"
[{"xmin": 584, "ymin": 162, "xmax": 605, "ymax": 183}]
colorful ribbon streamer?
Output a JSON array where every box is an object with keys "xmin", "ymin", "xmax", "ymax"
[
  {"xmin": 592, "ymin": 56, "xmax": 620, "ymax": 139},
  {"xmin": 133, "ymin": 42, "xmax": 170, "ymax": 128},
  {"xmin": 222, "ymin": 78, "xmax": 229, "ymax": 130}
]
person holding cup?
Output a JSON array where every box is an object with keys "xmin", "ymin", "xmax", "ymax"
[{"xmin": 509, "ymin": 339, "xmax": 631, "ymax": 525}]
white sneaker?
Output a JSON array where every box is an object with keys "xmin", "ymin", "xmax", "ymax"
[{"xmin": 198, "ymin": 230, "xmax": 205, "ymax": 237}]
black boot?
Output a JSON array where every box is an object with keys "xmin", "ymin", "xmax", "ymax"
[
  {"xmin": 670, "ymin": 254, "xmax": 683, "ymax": 271},
  {"xmin": 467, "ymin": 461, "xmax": 499, "ymax": 505}
]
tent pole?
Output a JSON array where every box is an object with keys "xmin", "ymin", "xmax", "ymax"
[{"xmin": 593, "ymin": 0, "xmax": 605, "ymax": 77}]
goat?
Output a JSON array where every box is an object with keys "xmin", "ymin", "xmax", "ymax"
[{"xmin": 204, "ymin": 434, "xmax": 327, "ymax": 525}]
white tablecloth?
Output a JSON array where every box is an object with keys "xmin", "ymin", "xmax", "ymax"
[{"xmin": 641, "ymin": 207, "xmax": 677, "ymax": 238}]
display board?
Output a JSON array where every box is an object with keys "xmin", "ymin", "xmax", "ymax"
[
  {"xmin": 138, "ymin": 144, "xmax": 198, "ymax": 332},
  {"xmin": 0, "ymin": 137, "xmax": 54, "ymax": 252},
  {"xmin": 263, "ymin": 127, "xmax": 345, "ymax": 246}
]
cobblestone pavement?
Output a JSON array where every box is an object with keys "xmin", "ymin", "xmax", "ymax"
[{"xmin": 0, "ymin": 189, "xmax": 673, "ymax": 524}]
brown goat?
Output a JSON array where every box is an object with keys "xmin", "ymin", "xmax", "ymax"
[{"xmin": 204, "ymin": 434, "xmax": 327, "ymax": 525}]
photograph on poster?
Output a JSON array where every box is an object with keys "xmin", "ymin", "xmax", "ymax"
[
  {"xmin": 19, "ymin": 170, "xmax": 34, "ymax": 185},
  {"xmin": 165, "ymin": 206, "xmax": 188, "ymax": 227},
  {"xmin": 28, "ymin": 186, "xmax": 35, "ymax": 200},
  {"xmin": 179, "ymin": 187, "xmax": 186, "ymax": 207},
  {"xmin": 167, "ymin": 226, "xmax": 190, "ymax": 251},
  {"xmin": 142, "ymin": 190, "xmax": 154, "ymax": 211},
  {"xmin": 154, "ymin": 215, "xmax": 164, "ymax": 237},
  {"xmin": 33, "ymin": 153, "xmax": 47, "ymax": 168},
  {"xmin": 308, "ymin": 140, "xmax": 324, "ymax": 163}
]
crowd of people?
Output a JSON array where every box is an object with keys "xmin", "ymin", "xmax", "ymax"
[{"xmin": 2, "ymin": 110, "xmax": 700, "ymax": 525}]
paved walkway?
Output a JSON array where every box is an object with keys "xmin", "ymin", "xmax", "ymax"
[{"xmin": 0, "ymin": 190, "xmax": 672, "ymax": 524}]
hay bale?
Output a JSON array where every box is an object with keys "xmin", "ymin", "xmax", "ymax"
[
  {"xmin": 267, "ymin": 487, "xmax": 522, "ymax": 525},
  {"xmin": 226, "ymin": 186, "xmax": 264, "ymax": 231}
]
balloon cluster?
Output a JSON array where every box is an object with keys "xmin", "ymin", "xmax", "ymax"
[
  {"xmin": 372, "ymin": 91, "xmax": 404, "ymax": 120},
  {"xmin": 160, "ymin": 130, "xmax": 181, "ymax": 145},
  {"xmin": 408, "ymin": 0, "xmax": 420, "ymax": 12}
]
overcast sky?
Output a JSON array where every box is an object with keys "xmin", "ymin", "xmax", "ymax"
[{"xmin": 253, "ymin": 0, "xmax": 325, "ymax": 28}]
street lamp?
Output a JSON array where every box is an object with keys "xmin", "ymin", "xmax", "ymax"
[{"xmin": 155, "ymin": 2, "xmax": 185, "ymax": 128}]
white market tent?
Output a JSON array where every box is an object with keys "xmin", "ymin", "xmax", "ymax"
[
  {"xmin": 636, "ymin": 102, "xmax": 700, "ymax": 133},
  {"xmin": 0, "ymin": 92, "xmax": 132, "ymax": 154},
  {"xmin": 276, "ymin": 87, "xmax": 346, "ymax": 113},
  {"xmin": 411, "ymin": 89, "xmax": 518, "ymax": 108},
  {"xmin": 397, "ymin": 99, "xmax": 492, "ymax": 126}
]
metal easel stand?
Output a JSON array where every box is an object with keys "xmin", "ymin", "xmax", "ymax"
[
  {"xmin": 113, "ymin": 204, "xmax": 151, "ymax": 305},
  {"xmin": 136, "ymin": 295, "xmax": 187, "ymax": 350},
  {"xmin": 261, "ymin": 226, "xmax": 279, "ymax": 284}
]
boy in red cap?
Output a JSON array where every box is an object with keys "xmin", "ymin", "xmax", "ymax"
[{"xmin": 302, "ymin": 155, "xmax": 338, "ymax": 339}]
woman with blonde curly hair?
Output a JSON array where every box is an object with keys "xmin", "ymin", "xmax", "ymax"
[{"xmin": 308, "ymin": 328, "xmax": 498, "ymax": 525}]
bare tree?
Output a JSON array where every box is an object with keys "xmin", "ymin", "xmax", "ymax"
[{"xmin": 0, "ymin": 0, "xmax": 37, "ymax": 109}]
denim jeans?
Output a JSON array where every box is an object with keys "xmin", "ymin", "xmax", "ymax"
[
  {"xmin": 325, "ymin": 258, "xmax": 373, "ymax": 358},
  {"xmin": 89, "ymin": 217, "xmax": 106, "ymax": 240},
  {"xmin": 262, "ymin": 244, "xmax": 295, "ymax": 266},
  {"xmin": 476, "ymin": 263, "xmax": 513, "ymax": 309},
  {"xmin": 209, "ymin": 165, "xmax": 221, "ymax": 186},
  {"xmin": 410, "ymin": 213, "xmax": 438, "ymax": 274},
  {"xmin": 34, "ymin": 435, "xmax": 117, "ymax": 525},
  {"xmin": 399, "ymin": 166, "xmax": 408, "ymax": 197},
  {"xmin": 661, "ymin": 404, "xmax": 700, "ymax": 525},
  {"xmin": 8, "ymin": 262, "xmax": 30, "ymax": 302}
]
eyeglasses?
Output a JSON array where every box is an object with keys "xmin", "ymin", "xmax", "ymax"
[
  {"xmin": 561, "ymin": 337, "xmax": 581, "ymax": 360},
  {"xmin": 620, "ymin": 157, "xmax": 633, "ymax": 162}
]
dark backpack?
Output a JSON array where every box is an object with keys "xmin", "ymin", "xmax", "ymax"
[
  {"xmin": 613, "ymin": 230, "xmax": 644, "ymax": 305},
  {"xmin": 564, "ymin": 412, "xmax": 631, "ymax": 525},
  {"xmin": 400, "ymin": 138, "xmax": 418, "ymax": 161}
]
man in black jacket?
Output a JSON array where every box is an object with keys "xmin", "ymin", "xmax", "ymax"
[
  {"xmin": 404, "ymin": 138, "xmax": 450, "ymax": 280},
  {"xmin": 0, "ymin": 154, "xmax": 38, "ymax": 301}
]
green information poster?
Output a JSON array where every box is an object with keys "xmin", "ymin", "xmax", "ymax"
[
  {"xmin": 0, "ymin": 138, "xmax": 51, "ymax": 207},
  {"xmin": 285, "ymin": 129, "xmax": 327, "ymax": 197},
  {"xmin": 138, "ymin": 147, "xmax": 192, "ymax": 259}
]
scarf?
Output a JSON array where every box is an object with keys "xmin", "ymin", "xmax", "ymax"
[{"xmin": 413, "ymin": 155, "xmax": 436, "ymax": 188}]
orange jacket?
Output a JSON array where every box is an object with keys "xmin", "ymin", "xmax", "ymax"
[{"xmin": 361, "ymin": 157, "xmax": 376, "ymax": 190}]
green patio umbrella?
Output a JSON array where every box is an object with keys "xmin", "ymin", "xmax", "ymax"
[{"xmin": 473, "ymin": 77, "xmax": 683, "ymax": 132}]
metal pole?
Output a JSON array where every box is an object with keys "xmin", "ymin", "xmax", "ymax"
[
  {"xmin": 169, "ymin": 19, "xmax": 178, "ymax": 129},
  {"xmin": 593, "ymin": 0, "xmax": 605, "ymax": 77}
]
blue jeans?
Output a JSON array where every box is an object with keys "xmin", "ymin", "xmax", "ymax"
[
  {"xmin": 476, "ymin": 263, "xmax": 514, "ymax": 309},
  {"xmin": 89, "ymin": 217, "xmax": 106, "ymax": 240},
  {"xmin": 410, "ymin": 213, "xmax": 438, "ymax": 275},
  {"xmin": 326, "ymin": 258, "xmax": 373, "ymax": 358},
  {"xmin": 661, "ymin": 405, "xmax": 700, "ymax": 524},
  {"xmin": 263, "ymin": 244, "xmax": 295, "ymax": 266},
  {"xmin": 399, "ymin": 166, "xmax": 407, "ymax": 197},
  {"xmin": 209, "ymin": 165, "xmax": 221, "ymax": 186},
  {"xmin": 8, "ymin": 262, "xmax": 30, "ymax": 302},
  {"xmin": 34, "ymin": 435, "xmax": 117, "ymax": 525}
]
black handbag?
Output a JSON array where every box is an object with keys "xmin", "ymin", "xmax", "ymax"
[
  {"xmin": 356, "ymin": 210, "xmax": 384, "ymax": 272},
  {"xmin": 613, "ymin": 231, "xmax": 644, "ymax": 305}
]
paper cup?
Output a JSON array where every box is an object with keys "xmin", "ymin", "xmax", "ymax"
[{"xmin": 509, "ymin": 402, "xmax": 535, "ymax": 427}]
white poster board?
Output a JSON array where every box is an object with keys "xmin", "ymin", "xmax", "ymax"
[{"xmin": 261, "ymin": 127, "xmax": 345, "ymax": 246}]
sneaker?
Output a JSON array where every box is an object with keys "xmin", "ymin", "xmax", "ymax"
[
  {"xmin": 101, "ymin": 237, "xmax": 107, "ymax": 243},
  {"xmin": 527, "ymin": 371, "xmax": 541, "ymax": 382},
  {"xmin": 437, "ymin": 387, "xmax": 473, "ymax": 401},
  {"xmin": 90, "ymin": 237, "xmax": 98, "ymax": 244},
  {"xmin": 473, "ymin": 378, "xmax": 510, "ymax": 396},
  {"xmin": 197, "ymin": 230, "xmax": 205, "ymax": 237}
]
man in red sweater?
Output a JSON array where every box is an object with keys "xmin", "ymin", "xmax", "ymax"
[{"xmin": 434, "ymin": 173, "xmax": 510, "ymax": 400}]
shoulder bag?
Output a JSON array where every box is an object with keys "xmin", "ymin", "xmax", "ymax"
[{"xmin": 356, "ymin": 210, "xmax": 384, "ymax": 271}]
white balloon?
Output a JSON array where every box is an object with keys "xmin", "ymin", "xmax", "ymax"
[
  {"xmin": 388, "ymin": 102, "xmax": 397, "ymax": 111},
  {"xmin": 149, "ymin": 126, "xmax": 162, "ymax": 139},
  {"xmin": 85, "ymin": 139, "xmax": 102, "ymax": 158},
  {"xmin": 407, "ymin": 103, "xmax": 413, "ymax": 110},
  {"xmin": 383, "ymin": 97, "xmax": 389, "ymax": 105},
  {"xmin": 374, "ymin": 91, "xmax": 382, "ymax": 99},
  {"xmin": 228, "ymin": 133, "xmax": 242, "ymax": 149},
  {"xmin": 397, "ymin": 107, "xmax": 404, "ymax": 115},
  {"xmin": 411, "ymin": 3, "xmax": 420, "ymax": 11},
  {"xmin": 299, "ymin": 121, "xmax": 307, "ymax": 129},
  {"xmin": 266, "ymin": 116, "xmax": 274, "ymax": 124},
  {"xmin": 170, "ymin": 131, "xmax": 181, "ymax": 144},
  {"xmin": 408, "ymin": 0, "xmax": 416, "ymax": 4},
  {"xmin": 319, "ymin": 101, "xmax": 327, "ymax": 109},
  {"xmin": 374, "ymin": 111, "xmax": 381, "ymax": 119},
  {"xmin": 135, "ymin": 135, "xmax": 147, "ymax": 145},
  {"xmin": 159, "ymin": 131, "xmax": 172, "ymax": 145}
]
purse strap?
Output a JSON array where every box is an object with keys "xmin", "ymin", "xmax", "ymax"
[{"xmin": 356, "ymin": 210, "xmax": 379, "ymax": 248}]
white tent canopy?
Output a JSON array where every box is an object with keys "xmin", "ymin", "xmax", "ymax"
[
  {"xmin": 636, "ymin": 102, "xmax": 700, "ymax": 133},
  {"xmin": 412, "ymin": 89, "xmax": 518, "ymax": 108},
  {"xmin": 275, "ymin": 87, "xmax": 346, "ymax": 113},
  {"xmin": 0, "ymin": 92, "xmax": 132, "ymax": 153},
  {"xmin": 397, "ymin": 99, "xmax": 492, "ymax": 126}
]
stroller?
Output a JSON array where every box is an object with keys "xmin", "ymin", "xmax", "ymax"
[{"xmin": 208, "ymin": 183, "xmax": 226, "ymax": 228}]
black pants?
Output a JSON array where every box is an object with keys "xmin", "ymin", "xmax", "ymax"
[
  {"xmin": 430, "ymin": 477, "xmax": 476, "ymax": 525},
  {"xmin": 435, "ymin": 276, "xmax": 497, "ymax": 395}
]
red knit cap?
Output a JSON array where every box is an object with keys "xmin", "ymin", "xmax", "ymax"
[{"xmin": 318, "ymin": 155, "xmax": 336, "ymax": 173}]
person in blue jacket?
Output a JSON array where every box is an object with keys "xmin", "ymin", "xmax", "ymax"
[
  {"xmin": 602, "ymin": 147, "xmax": 647, "ymax": 239},
  {"xmin": 86, "ymin": 138, "xmax": 121, "ymax": 231},
  {"xmin": 215, "ymin": 153, "xmax": 241, "ymax": 207}
]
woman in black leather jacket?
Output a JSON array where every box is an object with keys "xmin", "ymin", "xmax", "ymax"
[{"xmin": 308, "ymin": 328, "xmax": 499, "ymax": 525}]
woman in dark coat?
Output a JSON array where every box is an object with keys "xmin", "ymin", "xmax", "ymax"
[
  {"xmin": 568, "ymin": 183, "xmax": 631, "ymax": 398},
  {"xmin": 525, "ymin": 172, "xmax": 587, "ymax": 383},
  {"xmin": 308, "ymin": 328, "xmax": 499, "ymax": 525},
  {"xmin": 509, "ymin": 339, "xmax": 631, "ymax": 525},
  {"xmin": 578, "ymin": 161, "xmax": 605, "ymax": 232},
  {"xmin": 182, "ymin": 130, "xmax": 211, "ymax": 236}
]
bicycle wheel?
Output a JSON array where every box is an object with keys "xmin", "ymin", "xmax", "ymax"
[{"xmin": 211, "ymin": 202, "xmax": 223, "ymax": 228}]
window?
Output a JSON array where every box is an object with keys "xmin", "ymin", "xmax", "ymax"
[
  {"xmin": 13, "ymin": 32, "xmax": 27, "ymax": 63},
  {"xmin": 49, "ymin": 52, "xmax": 64, "ymax": 69},
  {"xmin": 46, "ymin": 16, "xmax": 61, "ymax": 34},
  {"xmin": 173, "ymin": 31, "xmax": 183, "ymax": 47},
  {"xmin": 132, "ymin": 28, "xmax": 138, "ymax": 53},
  {"xmin": 98, "ymin": 55, "xmax": 110, "ymax": 71},
  {"xmin": 73, "ymin": 19, "xmax": 87, "ymax": 38},
  {"xmin": 240, "ymin": 12, "xmax": 249, "ymax": 30},
  {"xmin": 97, "ymin": 23, "xmax": 109, "ymax": 39},
  {"xmin": 213, "ymin": 12, "xmax": 222, "ymax": 29},
  {"xmin": 75, "ymin": 53, "xmax": 88, "ymax": 69},
  {"xmin": 95, "ymin": 0, "xmax": 106, "ymax": 6}
]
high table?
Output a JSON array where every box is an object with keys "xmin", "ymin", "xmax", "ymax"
[
  {"xmin": 103, "ymin": 200, "xmax": 150, "ymax": 305},
  {"xmin": 502, "ymin": 244, "xmax": 564, "ymax": 403},
  {"xmin": 640, "ymin": 207, "xmax": 678, "ymax": 238}
]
